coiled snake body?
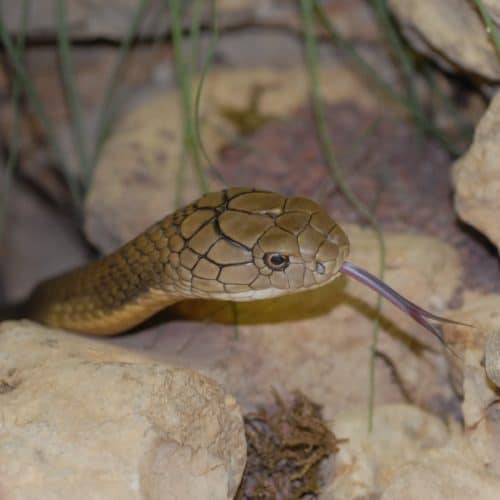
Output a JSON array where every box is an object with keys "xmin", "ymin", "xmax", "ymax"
[{"xmin": 26, "ymin": 187, "xmax": 462, "ymax": 341}]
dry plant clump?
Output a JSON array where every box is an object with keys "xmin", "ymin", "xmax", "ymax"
[{"xmin": 236, "ymin": 390, "xmax": 346, "ymax": 499}]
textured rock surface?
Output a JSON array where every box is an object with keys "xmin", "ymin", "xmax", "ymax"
[
  {"xmin": 85, "ymin": 65, "xmax": 384, "ymax": 254},
  {"xmin": 321, "ymin": 404, "xmax": 449, "ymax": 499},
  {"xmin": 0, "ymin": 322, "xmax": 246, "ymax": 500},
  {"xmin": 0, "ymin": 180, "xmax": 89, "ymax": 302},
  {"xmin": 3, "ymin": 0, "xmax": 377, "ymax": 41},
  {"xmin": 443, "ymin": 291, "xmax": 500, "ymax": 474},
  {"xmin": 317, "ymin": 287, "xmax": 500, "ymax": 499},
  {"xmin": 389, "ymin": 0, "xmax": 500, "ymax": 80},
  {"xmin": 453, "ymin": 90, "xmax": 500, "ymax": 251},
  {"xmin": 380, "ymin": 441, "xmax": 500, "ymax": 500}
]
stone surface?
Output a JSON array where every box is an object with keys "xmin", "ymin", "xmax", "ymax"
[
  {"xmin": 0, "ymin": 321, "xmax": 246, "ymax": 500},
  {"xmin": 85, "ymin": 65, "xmax": 385, "ymax": 253},
  {"xmin": 321, "ymin": 404, "xmax": 449, "ymax": 499},
  {"xmin": 389, "ymin": 0, "xmax": 500, "ymax": 80},
  {"xmin": 453, "ymin": 90, "xmax": 500, "ymax": 251},
  {"xmin": 485, "ymin": 328, "xmax": 500, "ymax": 387},
  {"xmin": 443, "ymin": 290, "xmax": 500, "ymax": 475},
  {"xmin": 316, "ymin": 285, "xmax": 500, "ymax": 500},
  {"xmin": 3, "ymin": 0, "xmax": 378, "ymax": 41},
  {"xmin": 380, "ymin": 440, "xmax": 500, "ymax": 500},
  {"xmin": 0, "ymin": 179, "xmax": 89, "ymax": 303}
]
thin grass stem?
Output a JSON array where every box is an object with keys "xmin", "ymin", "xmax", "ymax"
[
  {"xmin": 56, "ymin": 0, "xmax": 90, "ymax": 185},
  {"xmin": 474, "ymin": 0, "xmax": 500, "ymax": 58},
  {"xmin": 300, "ymin": 0, "xmax": 386, "ymax": 432},
  {"xmin": 91, "ymin": 0, "xmax": 152, "ymax": 173},
  {"xmin": 0, "ymin": 0, "xmax": 31, "ymax": 240}
]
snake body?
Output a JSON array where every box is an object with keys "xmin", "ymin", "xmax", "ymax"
[{"xmin": 27, "ymin": 188, "xmax": 349, "ymax": 335}]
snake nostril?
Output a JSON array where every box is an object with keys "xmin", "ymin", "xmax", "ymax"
[{"xmin": 315, "ymin": 262, "xmax": 325, "ymax": 274}]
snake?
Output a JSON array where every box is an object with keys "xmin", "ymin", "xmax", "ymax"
[{"xmin": 25, "ymin": 187, "xmax": 464, "ymax": 342}]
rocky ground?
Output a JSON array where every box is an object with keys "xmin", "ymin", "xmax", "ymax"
[{"xmin": 2, "ymin": 1, "xmax": 500, "ymax": 499}]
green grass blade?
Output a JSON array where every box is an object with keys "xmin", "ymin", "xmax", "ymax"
[
  {"xmin": 169, "ymin": 0, "xmax": 208, "ymax": 198},
  {"xmin": 474, "ymin": 0, "xmax": 500, "ymax": 58},
  {"xmin": 56, "ymin": 0, "xmax": 90, "ymax": 186},
  {"xmin": 0, "ymin": 0, "xmax": 31, "ymax": 240},
  {"xmin": 193, "ymin": 0, "xmax": 226, "ymax": 183},
  {"xmin": 315, "ymin": 1, "xmax": 461, "ymax": 156},
  {"xmin": 91, "ymin": 0, "xmax": 152, "ymax": 171},
  {"xmin": 300, "ymin": 0, "xmax": 386, "ymax": 432},
  {"xmin": 0, "ymin": 7, "xmax": 82, "ymax": 207}
]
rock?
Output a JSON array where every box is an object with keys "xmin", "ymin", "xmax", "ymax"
[
  {"xmin": 380, "ymin": 440, "xmax": 500, "ymax": 500},
  {"xmin": 453, "ymin": 90, "xmax": 500, "ymax": 251},
  {"xmin": 442, "ymin": 290, "xmax": 500, "ymax": 473},
  {"xmin": 317, "ymin": 286, "xmax": 500, "ymax": 499},
  {"xmin": 85, "ymin": 65, "xmax": 385, "ymax": 253},
  {"xmin": 2, "ymin": 0, "xmax": 378, "ymax": 42},
  {"xmin": 0, "ymin": 179, "xmax": 89, "ymax": 303},
  {"xmin": 0, "ymin": 321, "xmax": 246, "ymax": 500},
  {"xmin": 389, "ymin": 0, "xmax": 500, "ymax": 80},
  {"xmin": 320, "ymin": 404, "xmax": 449, "ymax": 499},
  {"xmin": 485, "ymin": 328, "xmax": 500, "ymax": 387},
  {"xmin": 483, "ymin": 0, "xmax": 500, "ymax": 25}
]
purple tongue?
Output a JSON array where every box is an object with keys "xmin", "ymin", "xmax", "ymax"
[{"xmin": 339, "ymin": 261, "xmax": 470, "ymax": 350}]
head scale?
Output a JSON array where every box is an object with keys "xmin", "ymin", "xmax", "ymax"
[{"xmin": 166, "ymin": 188, "xmax": 349, "ymax": 301}]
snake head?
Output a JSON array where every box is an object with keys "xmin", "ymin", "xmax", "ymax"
[{"xmin": 170, "ymin": 188, "xmax": 350, "ymax": 301}]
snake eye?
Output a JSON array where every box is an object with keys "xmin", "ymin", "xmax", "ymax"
[
  {"xmin": 315, "ymin": 262, "xmax": 325, "ymax": 274},
  {"xmin": 264, "ymin": 253, "xmax": 289, "ymax": 271}
]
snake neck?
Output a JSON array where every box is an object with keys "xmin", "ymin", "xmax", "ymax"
[{"xmin": 26, "ymin": 215, "xmax": 182, "ymax": 335}]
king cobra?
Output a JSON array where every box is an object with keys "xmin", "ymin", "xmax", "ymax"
[{"xmin": 25, "ymin": 188, "xmax": 464, "ymax": 342}]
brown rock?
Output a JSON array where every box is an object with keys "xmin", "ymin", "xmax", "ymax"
[
  {"xmin": 389, "ymin": 0, "xmax": 500, "ymax": 80},
  {"xmin": 321, "ymin": 404, "xmax": 449, "ymax": 499},
  {"xmin": 380, "ymin": 442, "xmax": 500, "ymax": 500},
  {"xmin": 3, "ymin": 0, "xmax": 378, "ymax": 41},
  {"xmin": 85, "ymin": 65, "xmax": 384, "ymax": 253},
  {"xmin": 0, "ymin": 179, "xmax": 88, "ymax": 302},
  {"xmin": 0, "ymin": 321, "xmax": 246, "ymax": 499},
  {"xmin": 442, "ymin": 290, "xmax": 500, "ymax": 474},
  {"xmin": 453, "ymin": 90, "xmax": 500, "ymax": 251}
]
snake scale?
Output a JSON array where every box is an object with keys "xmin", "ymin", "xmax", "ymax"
[{"xmin": 26, "ymin": 187, "xmax": 463, "ymax": 341}]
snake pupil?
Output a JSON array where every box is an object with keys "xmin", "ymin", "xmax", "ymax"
[{"xmin": 264, "ymin": 253, "xmax": 289, "ymax": 270}]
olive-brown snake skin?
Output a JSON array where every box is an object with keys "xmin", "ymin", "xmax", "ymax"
[{"xmin": 26, "ymin": 187, "xmax": 465, "ymax": 341}]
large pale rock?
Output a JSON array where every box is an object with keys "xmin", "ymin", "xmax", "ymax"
[
  {"xmin": 389, "ymin": 0, "xmax": 500, "ymax": 80},
  {"xmin": 85, "ymin": 65, "xmax": 384, "ymax": 253},
  {"xmin": 442, "ymin": 291, "xmax": 500, "ymax": 474},
  {"xmin": 381, "ymin": 440, "xmax": 500, "ymax": 500},
  {"xmin": 320, "ymin": 404, "xmax": 449, "ymax": 499},
  {"xmin": 453, "ymin": 90, "xmax": 500, "ymax": 251},
  {"xmin": 0, "ymin": 322, "xmax": 246, "ymax": 500}
]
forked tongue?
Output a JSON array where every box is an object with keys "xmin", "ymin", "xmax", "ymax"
[{"xmin": 340, "ymin": 261, "xmax": 471, "ymax": 356}]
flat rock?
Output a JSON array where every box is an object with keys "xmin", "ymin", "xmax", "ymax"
[
  {"xmin": 389, "ymin": 0, "xmax": 500, "ymax": 80},
  {"xmin": 454, "ymin": 89, "xmax": 500, "ymax": 251},
  {"xmin": 380, "ymin": 440, "xmax": 500, "ymax": 500},
  {"xmin": 0, "ymin": 321, "xmax": 246, "ymax": 500},
  {"xmin": 321, "ymin": 404, "xmax": 449, "ymax": 499}
]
